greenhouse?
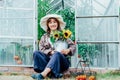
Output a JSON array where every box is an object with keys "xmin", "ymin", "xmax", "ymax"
[{"xmin": 0, "ymin": 0, "xmax": 120, "ymax": 70}]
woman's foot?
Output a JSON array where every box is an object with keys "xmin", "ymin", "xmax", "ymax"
[
  {"xmin": 31, "ymin": 73, "xmax": 44, "ymax": 80},
  {"xmin": 31, "ymin": 74, "xmax": 37, "ymax": 79},
  {"xmin": 37, "ymin": 74, "xmax": 44, "ymax": 80},
  {"xmin": 56, "ymin": 73, "xmax": 63, "ymax": 78}
]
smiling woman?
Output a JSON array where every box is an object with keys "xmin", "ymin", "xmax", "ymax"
[
  {"xmin": 31, "ymin": 14, "xmax": 76, "ymax": 79},
  {"xmin": 47, "ymin": 18, "xmax": 59, "ymax": 31}
]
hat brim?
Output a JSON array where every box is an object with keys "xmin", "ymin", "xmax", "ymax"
[{"xmin": 40, "ymin": 14, "xmax": 66, "ymax": 31}]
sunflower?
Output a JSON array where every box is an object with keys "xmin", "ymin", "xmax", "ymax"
[
  {"xmin": 50, "ymin": 31, "xmax": 59, "ymax": 44},
  {"xmin": 50, "ymin": 29, "xmax": 72, "ymax": 44},
  {"xmin": 51, "ymin": 30, "xmax": 60, "ymax": 39},
  {"xmin": 54, "ymin": 33, "xmax": 59, "ymax": 39},
  {"xmin": 63, "ymin": 29, "xmax": 72, "ymax": 39}
]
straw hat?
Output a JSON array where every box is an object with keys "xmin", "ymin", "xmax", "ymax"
[{"xmin": 40, "ymin": 14, "xmax": 66, "ymax": 31}]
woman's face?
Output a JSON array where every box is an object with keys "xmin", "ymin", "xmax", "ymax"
[{"xmin": 48, "ymin": 18, "xmax": 58, "ymax": 31}]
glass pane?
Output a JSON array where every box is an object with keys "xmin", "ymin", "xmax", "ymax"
[
  {"xmin": 64, "ymin": 0, "xmax": 75, "ymax": 9},
  {"xmin": 0, "ymin": 9, "xmax": 4, "ymax": 18},
  {"xmin": 14, "ymin": 19, "xmax": 33, "ymax": 36},
  {"xmin": 0, "ymin": 19, "xmax": 33, "ymax": 36},
  {"xmin": 0, "ymin": 19, "xmax": 6, "ymax": 36},
  {"xmin": 76, "ymin": 17, "xmax": 118, "ymax": 41},
  {"xmin": 6, "ymin": 0, "xmax": 34, "ymax": 8},
  {"xmin": 0, "ymin": 0, "xmax": 35, "ymax": 66},
  {"xmin": 77, "ymin": 43, "xmax": 118, "ymax": 68},
  {"xmin": 0, "ymin": 0, "xmax": 4, "ymax": 7},
  {"xmin": 0, "ymin": 38, "xmax": 33, "ymax": 65},
  {"xmin": 76, "ymin": 0, "xmax": 119, "ymax": 16},
  {"xmin": 6, "ymin": 9, "xmax": 33, "ymax": 18}
]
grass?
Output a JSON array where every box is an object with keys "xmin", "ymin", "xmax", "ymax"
[
  {"xmin": 10, "ymin": 73, "xmax": 19, "ymax": 75},
  {"xmin": 0, "ymin": 73, "xmax": 2, "ymax": 75},
  {"xmin": 0, "ymin": 70, "xmax": 120, "ymax": 80},
  {"xmin": 96, "ymin": 70, "xmax": 120, "ymax": 80}
]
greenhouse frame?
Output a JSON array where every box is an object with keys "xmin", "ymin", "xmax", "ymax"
[{"xmin": 0, "ymin": 0, "xmax": 120, "ymax": 69}]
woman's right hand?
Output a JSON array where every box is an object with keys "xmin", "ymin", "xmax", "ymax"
[
  {"xmin": 50, "ymin": 50, "xmax": 54, "ymax": 55},
  {"xmin": 61, "ymin": 49, "xmax": 70, "ymax": 55}
]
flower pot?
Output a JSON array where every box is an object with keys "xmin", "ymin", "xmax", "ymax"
[
  {"xmin": 14, "ymin": 55, "xmax": 20, "ymax": 60},
  {"xmin": 78, "ymin": 54, "xmax": 81, "ymax": 58},
  {"xmin": 54, "ymin": 40, "xmax": 68, "ymax": 52},
  {"xmin": 17, "ymin": 60, "xmax": 22, "ymax": 64}
]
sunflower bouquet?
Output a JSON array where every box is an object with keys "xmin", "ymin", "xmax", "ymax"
[
  {"xmin": 50, "ymin": 29, "xmax": 72, "ymax": 51},
  {"xmin": 50, "ymin": 29, "xmax": 72, "ymax": 44}
]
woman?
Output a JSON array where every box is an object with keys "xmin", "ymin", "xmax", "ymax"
[{"xmin": 32, "ymin": 14, "xmax": 76, "ymax": 80}]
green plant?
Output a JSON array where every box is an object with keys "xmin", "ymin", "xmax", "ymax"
[
  {"xmin": 10, "ymin": 73, "xmax": 19, "ymax": 75},
  {"xmin": 97, "ymin": 70, "xmax": 120, "ymax": 79},
  {"xmin": 57, "ymin": 8, "xmax": 75, "ymax": 41},
  {"xmin": 38, "ymin": 0, "xmax": 50, "ymax": 40},
  {"xmin": 78, "ymin": 44, "xmax": 100, "ymax": 65},
  {"xmin": 11, "ymin": 42, "xmax": 33, "ymax": 64},
  {"xmin": 0, "ymin": 73, "xmax": 2, "ymax": 75},
  {"xmin": 109, "ymin": 70, "xmax": 120, "ymax": 75}
]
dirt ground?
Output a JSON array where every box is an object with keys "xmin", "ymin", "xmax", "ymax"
[
  {"xmin": 1, "ymin": 75, "xmax": 120, "ymax": 80},
  {"xmin": 0, "ymin": 75, "xmax": 34, "ymax": 80}
]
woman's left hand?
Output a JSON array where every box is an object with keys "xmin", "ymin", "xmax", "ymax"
[{"xmin": 61, "ymin": 49, "xmax": 70, "ymax": 55}]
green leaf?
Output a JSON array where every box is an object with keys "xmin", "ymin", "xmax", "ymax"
[{"xmin": 50, "ymin": 36, "xmax": 55, "ymax": 44}]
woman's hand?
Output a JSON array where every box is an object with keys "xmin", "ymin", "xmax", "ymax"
[
  {"xmin": 49, "ymin": 50, "xmax": 55, "ymax": 55},
  {"xmin": 61, "ymin": 49, "xmax": 70, "ymax": 55}
]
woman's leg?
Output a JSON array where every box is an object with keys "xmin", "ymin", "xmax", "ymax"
[
  {"xmin": 33, "ymin": 51, "xmax": 50, "ymax": 73},
  {"xmin": 43, "ymin": 51, "xmax": 70, "ymax": 78}
]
